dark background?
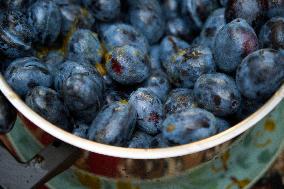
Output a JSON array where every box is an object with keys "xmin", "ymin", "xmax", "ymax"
[{"xmin": 253, "ymin": 151, "xmax": 284, "ymax": 189}]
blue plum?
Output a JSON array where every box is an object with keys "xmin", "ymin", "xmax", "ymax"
[
  {"xmin": 225, "ymin": 0, "xmax": 269, "ymax": 31},
  {"xmin": 191, "ymin": 36, "xmax": 203, "ymax": 47},
  {"xmin": 234, "ymin": 97, "xmax": 264, "ymax": 120},
  {"xmin": 85, "ymin": 0, "xmax": 121, "ymax": 21},
  {"xmin": 149, "ymin": 45, "xmax": 162, "ymax": 70},
  {"xmin": 165, "ymin": 17, "xmax": 194, "ymax": 41},
  {"xmin": 236, "ymin": 49, "xmax": 284, "ymax": 100},
  {"xmin": 104, "ymin": 88, "xmax": 129, "ymax": 105},
  {"xmin": 5, "ymin": 0, "xmax": 36, "ymax": 9},
  {"xmin": 28, "ymin": 0, "xmax": 62, "ymax": 46},
  {"xmin": 73, "ymin": 124, "xmax": 89, "ymax": 139},
  {"xmin": 165, "ymin": 46, "xmax": 216, "ymax": 88},
  {"xmin": 54, "ymin": 60, "xmax": 98, "ymax": 92},
  {"xmin": 5, "ymin": 57, "xmax": 53, "ymax": 97},
  {"xmin": 105, "ymin": 45, "xmax": 150, "ymax": 85},
  {"xmin": 161, "ymin": 0, "xmax": 180, "ymax": 19},
  {"xmin": 44, "ymin": 50, "xmax": 64, "ymax": 65},
  {"xmin": 164, "ymin": 88, "xmax": 198, "ymax": 115},
  {"xmin": 215, "ymin": 117, "xmax": 230, "ymax": 133},
  {"xmin": 99, "ymin": 23, "xmax": 149, "ymax": 55},
  {"xmin": 0, "ymin": 10, "xmax": 34, "ymax": 58},
  {"xmin": 268, "ymin": 0, "xmax": 284, "ymax": 18},
  {"xmin": 128, "ymin": 131, "xmax": 153, "ymax": 148},
  {"xmin": 160, "ymin": 36, "xmax": 190, "ymax": 67},
  {"xmin": 68, "ymin": 29, "xmax": 103, "ymax": 65},
  {"xmin": 200, "ymin": 8, "xmax": 226, "ymax": 49},
  {"xmin": 59, "ymin": 4, "xmax": 96, "ymax": 37},
  {"xmin": 162, "ymin": 108, "xmax": 216, "ymax": 144},
  {"xmin": 128, "ymin": 0, "xmax": 165, "ymax": 44},
  {"xmin": 88, "ymin": 101, "xmax": 137, "ymax": 146},
  {"xmin": 194, "ymin": 73, "xmax": 241, "ymax": 116},
  {"xmin": 53, "ymin": 0, "xmax": 80, "ymax": 6},
  {"xmin": 219, "ymin": 0, "xmax": 228, "ymax": 7},
  {"xmin": 43, "ymin": 50, "xmax": 65, "ymax": 73},
  {"xmin": 213, "ymin": 18, "xmax": 259, "ymax": 72},
  {"xmin": 62, "ymin": 73, "xmax": 104, "ymax": 124},
  {"xmin": 182, "ymin": 0, "xmax": 220, "ymax": 29},
  {"xmin": 259, "ymin": 17, "xmax": 284, "ymax": 50},
  {"xmin": 144, "ymin": 71, "xmax": 171, "ymax": 102},
  {"xmin": 129, "ymin": 88, "xmax": 164, "ymax": 135},
  {"xmin": 25, "ymin": 86, "xmax": 72, "ymax": 131},
  {"xmin": 150, "ymin": 134, "xmax": 170, "ymax": 148}
]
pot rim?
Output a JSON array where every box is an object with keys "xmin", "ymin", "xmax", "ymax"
[{"xmin": 0, "ymin": 74, "xmax": 283, "ymax": 159}]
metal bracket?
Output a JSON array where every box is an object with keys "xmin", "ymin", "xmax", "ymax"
[{"xmin": 0, "ymin": 141, "xmax": 80, "ymax": 189}]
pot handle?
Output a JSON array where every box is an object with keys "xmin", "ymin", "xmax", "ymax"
[{"xmin": 0, "ymin": 141, "xmax": 80, "ymax": 189}]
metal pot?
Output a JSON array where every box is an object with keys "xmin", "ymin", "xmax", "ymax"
[{"xmin": 1, "ymin": 74, "xmax": 284, "ymax": 189}]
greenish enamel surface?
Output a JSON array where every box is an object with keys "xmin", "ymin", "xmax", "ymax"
[
  {"xmin": 7, "ymin": 100, "xmax": 284, "ymax": 189},
  {"xmin": 46, "ymin": 171, "xmax": 88, "ymax": 189},
  {"xmin": 7, "ymin": 119, "xmax": 42, "ymax": 161}
]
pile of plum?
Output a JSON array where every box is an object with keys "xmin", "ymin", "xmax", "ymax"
[{"xmin": 0, "ymin": 0, "xmax": 283, "ymax": 148}]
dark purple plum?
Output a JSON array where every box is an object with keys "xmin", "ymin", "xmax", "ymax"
[
  {"xmin": 128, "ymin": 131, "xmax": 153, "ymax": 148},
  {"xmin": 161, "ymin": 0, "xmax": 180, "ymax": 19},
  {"xmin": 164, "ymin": 88, "xmax": 198, "ymax": 115},
  {"xmin": 150, "ymin": 134, "xmax": 170, "ymax": 148},
  {"xmin": 259, "ymin": 17, "xmax": 284, "ymax": 50},
  {"xmin": 194, "ymin": 73, "xmax": 241, "ymax": 116},
  {"xmin": 105, "ymin": 45, "xmax": 150, "ymax": 85},
  {"xmin": 0, "ymin": 10, "xmax": 34, "ymax": 58},
  {"xmin": 215, "ymin": 117, "xmax": 230, "ymax": 133},
  {"xmin": 160, "ymin": 36, "xmax": 190, "ymax": 67},
  {"xmin": 162, "ymin": 108, "xmax": 216, "ymax": 144},
  {"xmin": 165, "ymin": 45, "xmax": 216, "ymax": 88},
  {"xmin": 68, "ymin": 29, "xmax": 103, "ymax": 65},
  {"xmin": 88, "ymin": 101, "xmax": 136, "ymax": 146},
  {"xmin": 54, "ymin": 60, "xmax": 98, "ymax": 92},
  {"xmin": 236, "ymin": 49, "xmax": 284, "ymax": 100},
  {"xmin": 200, "ymin": 8, "xmax": 226, "ymax": 49},
  {"xmin": 5, "ymin": 57, "xmax": 53, "ymax": 97},
  {"xmin": 129, "ymin": 88, "xmax": 164, "ymax": 135},
  {"xmin": 165, "ymin": 17, "xmax": 194, "ymax": 41},
  {"xmin": 144, "ymin": 71, "xmax": 171, "ymax": 102},
  {"xmin": 99, "ymin": 23, "xmax": 149, "ymax": 55},
  {"xmin": 213, "ymin": 18, "xmax": 259, "ymax": 72},
  {"xmin": 84, "ymin": 0, "xmax": 121, "ymax": 21},
  {"xmin": 128, "ymin": 0, "xmax": 165, "ymax": 44},
  {"xmin": 28, "ymin": 0, "xmax": 62, "ymax": 46},
  {"xmin": 267, "ymin": 0, "xmax": 284, "ymax": 18},
  {"xmin": 149, "ymin": 45, "xmax": 162, "ymax": 70},
  {"xmin": 182, "ymin": 0, "xmax": 220, "ymax": 29},
  {"xmin": 58, "ymin": 4, "xmax": 96, "ymax": 37},
  {"xmin": 62, "ymin": 73, "xmax": 104, "ymax": 124},
  {"xmin": 25, "ymin": 86, "xmax": 72, "ymax": 131},
  {"xmin": 225, "ymin": 0, "xmax": 269, "ymax": 31}
]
